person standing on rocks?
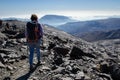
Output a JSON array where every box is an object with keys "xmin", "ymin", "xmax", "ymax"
[{"xmin": 25, "ymin": 14, "xmax": 43, "ymax": 71}]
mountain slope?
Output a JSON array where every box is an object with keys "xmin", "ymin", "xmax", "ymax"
[
  {"xmin": 77, "ymin": 29, "xmax": 120, "ymax": 42},
  {"xmin": 0, "ymin": 20, "xmax": 120, "ymax": 80},
  {"xmin": 58, "ymin": 18, "xmax": 120, "ymax": 34}
]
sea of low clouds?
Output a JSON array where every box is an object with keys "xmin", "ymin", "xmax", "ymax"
[{"xmin": 1, "ymin": 10, "xmax": 120, "ymax": 21}]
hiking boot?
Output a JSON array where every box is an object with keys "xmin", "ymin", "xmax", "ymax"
[
  {"xmin": 29, "ymin": 66, "xmax": 34, "ymax": 72},
  {"xmin": 37, "ymin": 61, "xmax": 45, "ymax": 66},
  {"xmin": 37, "ymin": 61, "xmax": 42, "ymax": 66}
]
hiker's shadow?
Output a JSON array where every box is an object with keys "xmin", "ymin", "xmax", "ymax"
[{"xmin": 16, "ymin": 65, "xmax": 38, "ymax": 80}]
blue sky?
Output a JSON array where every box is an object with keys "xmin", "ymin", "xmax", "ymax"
[{"xmin": 0, "ymin": 0, "xmax": 120, "ymax": 19}]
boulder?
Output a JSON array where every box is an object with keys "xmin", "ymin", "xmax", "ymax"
[
  {"xmin": 53, "ymin": 47, "xmax": 69, "ymax": 56},
  {"xmin": 109, "ymin": 64, "xmax": 120, "ymax": 80},
  {"xmin": 53, "ymin": 56, "xmax": 64, "ymax": 66},
  {"xmin": 0, "ymin": 32, "xmax": 7, "ymax": 39},
  {"xmin": 48, "ymin": 42, "xmax": 56, "ymax": 50},
  {"xmin": 0, "ymin": 61, "xmax": 5, "ymax": 68},
  {"xmin": 75, "ymin": 71, "xmax": 85, "ymax": 80},
  {"xmin": 0, "ymin": 54, "xmax": 4, "ymax": 63},
  {"xmin": 70, "ymin": 46, "xmax": 96, "ymax": 59}
]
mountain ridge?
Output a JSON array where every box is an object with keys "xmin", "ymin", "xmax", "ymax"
[
  {"xmin": 58, "ymin": 18, "xmax": 120, "ymax": 34},
  {"xmin": 39, "ymin": 14, "xmax": 76, "ymax": 27},
  {"xmin": 77, "ymin": 29, "xmax": 120, "ymax": 42}
]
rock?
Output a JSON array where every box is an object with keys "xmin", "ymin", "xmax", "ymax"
[
  {"xmin": 42, "ymin": 66, "xmax": 51, "ymax": 71},
  {"xmin": 71, "ymin": 65, "xmax": 80, "ymax": 74},
  {"xmin": 66, "ymin": 65, "xmax": 72, "ymax": 71},
  {"xmin": 0, "ymin": 20, "xmax": 2, "ymax": 26},
  {"xmin": 53, "ymin": 36, "xmax": 65, "ymax": 43},
  {"xmin": 69, "ymin": 74, "xmax": 76, "ymax": 78},
  {"xmin": 84, "ymin": 75, "xmax": 91, "ymax": 80},
  {"xmin": 48, "ymin": 42, "xmax": 56, "ymax": 50},
  {"xmin": 53, "ymin": 56, "xmax": 64, "ymax": 66},
  {"xmin": 8, "ymin": 59, "xmax": 16, "ymax": 64},
  {"xmin": 0, "ymin": 61, "xmax": 5, "ymax": 68},
  {"xmin": 0, "ymin": 32, "xmax": 7, "ymax": 39},
  {"xmin": 100, "ymin": 62, "xmax": 109, "ymax": 73},
  {"xmin": 0, "ymin": 54, "xmax": 5, "ymax": 63},
  {"xmin": 75, "ymin": 71, "xmax": 85, "ymax": 80},
  {"xmin": 21, "ymin": 45, "xmax": 27, "ymax": 49},
  {"xmin": 2, "ymin": 29, "xmax": 17, "ymax": 35},
  {"xmin": 32, "ymin": 77, "xmax": 38, "ymax": 80},
  {"xmin": 51, "ymin": 65, "xmax": 58, "ymax": 70},
  {"xmin": 20, "ymin": 55, "xmax": 27, "ymax": 60},
  {"xmin": 61, "ymin": 77, "xmax": 73, "ymax": 80},
  {"xmin": 1, "ymin": 41, "xmax": 7, "ymax": 47},
  {"xmin": 0, "ymin": 49, "xmax": 15, "ymax": 55},
  {"xmin": 51, "ymin": 74, "xmax": 63, "ymax": 80},
  {"xmin": 109, "ymin": 64, "xmax": 120, "ymax": 80},
  {"xmin": 98, "ymin": 73, "xmax": 112, "ymax": 80},
  {"xmin": 8, "ymin": 52, "xmax": 19, "ymax": 59},
  {"xmin": 16, "ymin": 38, "xmax": 26, "ymax": 43},
  {"xmin": 70, "ymin": 46, "xmax": 85, "ymax": 59},
  {"xmin": 70, "ymin": 46, "xmax": 96, "ymax": 59},
  {"xmin": 53, "ymin": 47, "xmax": 69, "ymax": 56},
  {"xmin": 53, "ymin": 67, "xmax": 65, "ymax": 73},
  {"xmin": 13, "ymin": 32, "xmax": 25, "ymax": 39},
  {"xmin": 53, "ymin": 74, "xmax": 62, "ymax": 78},
  {"xmin": 41, "ymin": 50, "xmax": 49, "ymax": 57},
  {"xmin": 3, "ymin": 77, "xmax": 11, "ymax": 80},
  {"xmin": 7, "ymin": 65, "xmax": 13, "ymax": 70}
]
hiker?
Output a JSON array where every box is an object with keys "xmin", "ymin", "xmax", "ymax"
[{"xmin": 25, "ymin": 14, "xmax": 43, "ymax": 71}]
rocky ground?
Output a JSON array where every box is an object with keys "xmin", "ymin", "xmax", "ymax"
[{"xmin": 0, "ymin": 20, "xmax": 120, "ymax": 80}]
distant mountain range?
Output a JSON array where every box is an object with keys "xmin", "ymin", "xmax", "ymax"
[
  {"xmin": 78, "ymin": 29, "xmax": 120, "ymax": 42},
  {"xmin": 58, "ymin": 18, "xmax": 120, "ymax": 34},
  {"xmin": 1, "ymin": 17, "xmax": 30, "ymax": 22},
  {"xmin": 39, "ymin": 15, "xmax": 76, "ymax": 27},
  {"xmin": 57, "ymin": 18, "xmax": 120, "ymax": 42}
]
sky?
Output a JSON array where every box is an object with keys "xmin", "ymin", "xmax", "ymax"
[{"xmin": 0, "ymin": 0, "xmax": 120, "ymax": 20}]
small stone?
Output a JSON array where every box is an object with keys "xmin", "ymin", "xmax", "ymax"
[
  {"xmin": 7, "ymin": 66, "xmax": 13, "ymax": 70},
  {"xmin": 42, "ymin": 66, "xmax": 50, "ymax": 71},
  {"xmin": 66, "ymin": 65, "xmax": 72, "ymax": 71},
  {"xmin": 20, "ymin": 55, "xmax": 27, "ymax": 60},
  {"xmin": 53, "ymin": 67, "xmax": 64, "ymax": 73},
  {"xmin": 69, "ymin": 74, "xmax": 76, "ymax": 78},
  {"xmin": 75, "ymin": 71, "xmax": 85, "ymax": 80},
  {"xmin": 62, "ymin": 77, "xmax": 73, "ymax": 80},
  {"xmin": 53, "ymin": 74, "xmax": 62, "ymax": 78},
  {"xmin": 32, "ymin": 77, "xmax": 38, "ymax": 80}
]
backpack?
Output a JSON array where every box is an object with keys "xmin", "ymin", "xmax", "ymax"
[{"xmin": 27, "ymin": 22, "xmax": 42, "ymax": 42}]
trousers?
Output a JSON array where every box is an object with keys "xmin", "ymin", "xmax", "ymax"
[{"xmin": 28, "ymin": 39, "xmax": 41, "ymax": 67}]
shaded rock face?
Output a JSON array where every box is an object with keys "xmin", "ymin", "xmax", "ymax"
[
  {"xmin": 53, "ymin": 47, "xmax": 69, "ymax": 56},
  {"xmin": 110, "ymin": 65, "xmax": 120, "ymax": 80},
  {"xmin": 70, "ymin": 46, "xmax": 96, "ymax": 59},
  {"xmin": 0, "ymin": 20, "xmax": 120, "ymax": 80},
  {"xmin": 99, "ymin": 61, "xmax": 120, "ymax": 80},
  {"xmin": 0, "ymin": 20, "xmax": 2, "ymax": 26}
]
